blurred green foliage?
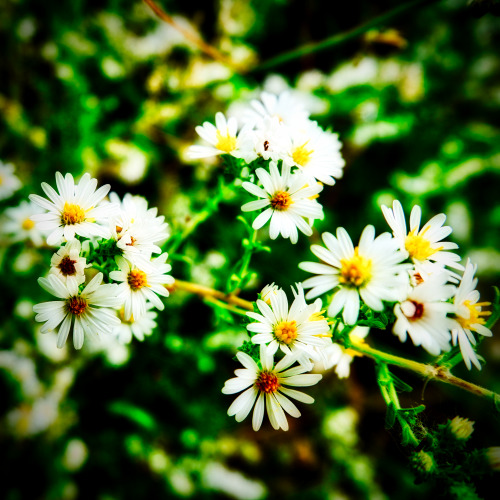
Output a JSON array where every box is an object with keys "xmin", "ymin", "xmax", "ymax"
[{"xmin": 0, "ymin": 0, "xmax": 499, "ymax": 499}]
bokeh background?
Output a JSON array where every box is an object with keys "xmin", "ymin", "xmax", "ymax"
[{"xmin": 1, "ymin": 0, "xmax": 499, "ymax": 498}]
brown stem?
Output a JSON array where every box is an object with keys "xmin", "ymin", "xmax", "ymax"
[{"xmin": 143, "ymin": 0, "xmax": 241, "ymax": 72}]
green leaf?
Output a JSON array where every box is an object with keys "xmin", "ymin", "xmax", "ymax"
[{"xmin": 108, "ymin": 401, "xmax": 157, "ymax": 431}]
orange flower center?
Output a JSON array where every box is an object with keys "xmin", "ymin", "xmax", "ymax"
[
  {"xmin": 255, "ymin": 371, "xmax": 279, "ymax": 394},
  {"xmin": 127, "ymin": 269, "xmax": 148, "ymax": 290},
  {"xmin": 270, "ymin": 191, "xmax": 293, "ymax": 211}
]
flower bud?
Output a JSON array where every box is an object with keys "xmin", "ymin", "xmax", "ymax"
[
  {"xmin": 449, "ymin": 416, "xmax": 474, "ymax": 440},
  {"xmin": 485, "ymin": 447, "xmax": 500, "ymax": 471}
]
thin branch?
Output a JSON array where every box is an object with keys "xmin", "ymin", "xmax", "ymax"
[
  {"xmin": 167, "ymin": 279, "xmax": 254, "ymax": 311},
  {"xmin": 142, "ymin": 0, "xmax": 241, "ymax": 72},
  {"xmin": 168, "ymin": 279, "xmax": 500, "ymax": 404},
  {"xmin": 251, "ymin": 0, "xmax": 441, "ymax": 73}
]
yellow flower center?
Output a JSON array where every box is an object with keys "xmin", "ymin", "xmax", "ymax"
[
  {"xmin": 404, "ymin": 228, "xmax": 442, "ymax": 261},
  {"xmin": 457, "ymin": 300, "xmax": 491, "ymax": 330},
  {"xmin": 270, "ymin": 191, "xmax": 293, "ymax": 211},
  {"xmin": 127, "ymin": 269, "xmax": 148, "ymax": 290},
  {"xmin": 274, "ymin": 320, "xmax": 298, "ymax": 344},
  {"xmin": 255, "ymin": 371, "xmax": 280, "ymax": 394},
  {"xmin": 215, "ymin": 130, "xmax": 237, "ymax": 153},
  {"xmin": 339, "ymin": 248, "xmax": 372, "ymax": 288},
  {"xmin": 66, "ymin": 296, "xmax": 88, "ymax": 316},
  {"xmin": 22, "ymin": 218, "xmax": 35, "ymax": 230},
  {"xmin": 61, "ymin": 202, "xmax": 86, "ymax": 226},
  {"xmin": 292, "ymin": 141, "xmax": 313, "ymax": 166}
]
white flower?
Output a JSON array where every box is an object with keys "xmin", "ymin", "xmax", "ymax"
[
  {"xmin": 49, "ymin": 239, "xmax": 89, "ymax": 289},
  {"xmin": 113, "ymin": 303, "xmax": 158, "ymax": 344},
  {"xmin": 243, "ymin": 91, "xmax": 310, "ymax": 130},
  {"xmin": 259, "ymin": 282, "xmax": 280, "ymax": 304},
  {"xmin": 0, "ymin": 160, "xmax": 22, "ymax": 200},
  {"xmin": 188, "ymin": 112, "xmax": 254, "ymax": 162},
  {"xmin": 245, "ymin": 116, "xmax": 292, "ymax": 162},
  {"xmin": 29, "ymin": 172, "xmax": 116, "ymax": 246},
  {"xmin": 393, "ymin": 272, "xmax": 455, "ymax": 356},
  {"xmin": 285, "ymin": 121, "xmax": 345, "ymax": 186},
  {"xmin": 300, "ymin": 225, "xmax": 409, "ymax": 325},
  {"xmin": 241, "ymin": 161, "xmax": 323, "ymax": 244},
  {"xmin": 222, "ymin": 344, "xmax": 322, "ymax": 431},
  {"xmin": 313, "ymin": 326, "xmax": 369, "ymax": 378},
  {"xmin": 33, "ymin": 273, "xmax": 122, "ymax": 349},
  {"xmin": 0, "ymin": 200, "xmax": 48, "ymax": 246},
  {"xmin": 109, "ymin": 253, "xmax": 174, "ymax": 320},
  {"xmin": 247, "ymin": 284, "xmax": 330, "ymax": 363},
  {"xmin": 109, "ymin": 192, "xmax": 170, "ymax": 266},
  {"xmin": 449, "ymin": 259, "xmax": 492, "ymax": 370},
  {"xmin": 381, "ymin": 200, "xmax": 463, "ymax": 275}
]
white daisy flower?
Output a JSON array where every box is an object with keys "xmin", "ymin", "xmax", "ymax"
[
  {"xmin": 29, "ymin": 172, "xmax": 117, "ymax": 246},
  {"xmin": 313, "ymin": 326, "xmax": 369, "ymax": 379},
  {"xmin": 244, "ymin": 91, "xmax": 311, "ymax": 130},
  {"xmin": 113, "ymin": 303, "xmax": 158, "ymax": 344},
  {"xmin": 33, "ymin": 272, "xmax": 122, "ymax": 349},
  {"xmin": 285, "ymin": 121, "xmax": 345, "ymax": 186},
  {"xmin": 0, "ymin": 160, "xmax": 22, "ymax": 201},
  {"xmin": 109, "ymin": 253, "xmax": 174, "ymax": 321},
  {"xmin": 222, "ymin": 344, "xmax": 322, "ymax": 431},
  {"xmin": 0, "ymin": 200, "xmax": 48, "ymax": 246},
  {"xmin": 108, "ymin": 193, "xmax": 170, "ymax": 266},
  {"xmin": 449, "ymin": 259, "xmax": 492, "ymax": 370},
  {"xmin": 245, "ymin": 116, "xmax": 293, "ymax": 162},
  {"xmin": 393, "ymin": 272, "xmax": 456, "ymax": 356},
  {"xmin": 188, "ymin": 112, "xmax": 255, "ymax": 162},
  {"xmin": 49, "ymin": 239, "xmax": 89, "ymax": 289},
  {"xmin": 381, "ymin": 200, "xmax": 463, "ymax": 274},
  {"xmin": 241, "ymin": 161, "xmax": 323, "ymax": 244},
  {"xmin": 259, "ymin": 282, "xmax": 280, "ymax": 304},
  {"xmin": 247, "ymin": 284, "xmax": 330, "ymax": 363},
  {"xmin": 299, "ymin": 225, "xmax": 409, "ymax": 325}
]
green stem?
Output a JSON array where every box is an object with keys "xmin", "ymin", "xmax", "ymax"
[
  {"xmin": 350, "ymin": 338, "xmax": 500, "ymax": 403},
  {"xmin": 377, "ymin": 362, "xmax": 421, "ymax": 447},
  {"xmin": 251, "ymin": 0, "xmax": 440, "ymax": 73},
  {"xmin": 167, "ymin": 182, "xmax": 230, "ymax": 255}
]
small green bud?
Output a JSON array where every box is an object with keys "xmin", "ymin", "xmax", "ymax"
[{"xmin": 413, "ymin": 450, "xmax": 436, "ymax": 474}]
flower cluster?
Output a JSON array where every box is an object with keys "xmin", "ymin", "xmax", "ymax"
[
  {"xmin": 224, "ymin": 200, "xmax": 494, "ymax": 432},
  {"xmin": 300, "ymin": 199, "xmax": 492, "ymax": 370},
  {"xmin": 29, "ymin": 172, "xmax": 174, "ymax": 349},
  {"xmin": 188, "ymin": 91, "xmax": 345, "ymax": 244}
]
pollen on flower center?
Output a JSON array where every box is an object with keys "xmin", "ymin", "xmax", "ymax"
[
  {"xmin": 22, "ymin": 218, "xmax": 35, "ymax": 230},
  {"xmin": 215, "ymin": 130, "xmax": 237, "ymax": 153},
  {"xmin": 339, "ymin": 248, "xmax": 372, "ymax": 288},
  {"xmin": 292, "ymin": 142, "xmax": 313, "ymax": 166},
  {"xmin": 405, "ymin": 229, "xmax": 442, "ymax": 261},
  {"xmin": 127, "ymin": 269, "xmax": 148, "ymax": 290},
  {"xmin": 58, "ymin": 256, "xmax": 77, "ymax": 276},
  {"xmin": 457, "ymin": 300, "xmax": 491, "ymax": 330},
  {"xmin": 270, "ymin": 191, "xmax": 293, "ymax": 211},
  {"xmin": 66, "ymin": 296, "xmax": 88, "ymax": 316},
  {"xmin": 61, "ymin": 202, "xmax": 86, "ymax": 226},
  {"xmin": 255, "ymin": 371, "xmax": 280, "ymax": 394},
  {"xmin": 401, "ymin": 300, "xmax": 424, "ymax": 321},
  {"xmin": 274, "ymin": 320, "xmax": 298, "ymax": 344}
]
